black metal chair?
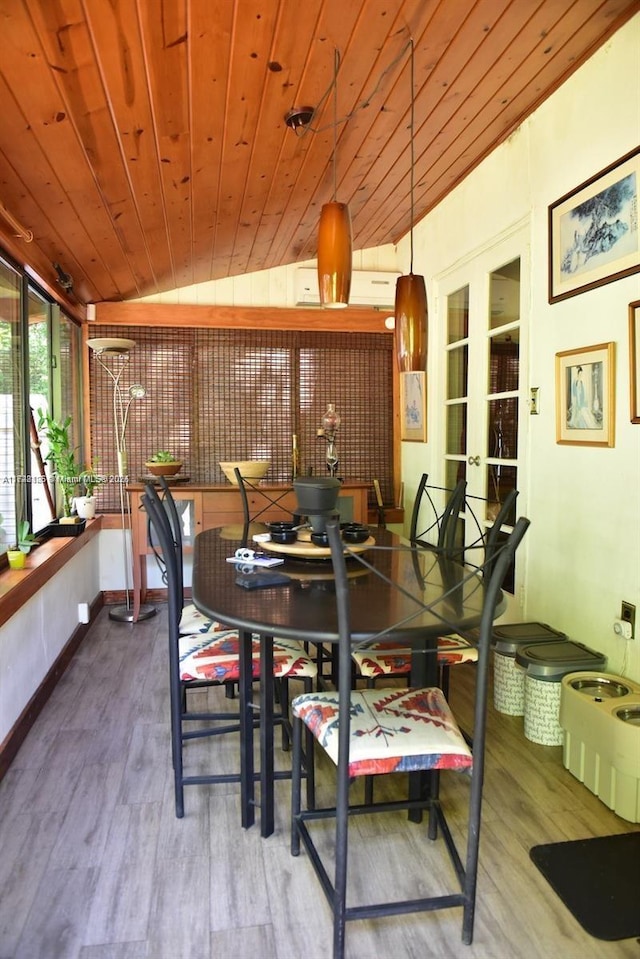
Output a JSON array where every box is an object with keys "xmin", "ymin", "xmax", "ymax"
[
  {"xmin": 352, "ymin": 488, "xmax": 520, "ymax": 697},
  {"xmin": 409, "ymin": 473, "xmax": 467, "ymax": 555},
  {"xmin": 290, "ymin": 515, "xmax": 530, "ymax": 959},
  {"xmin": 234, "ymin": 467, "xmax": 299, "ymax": 545},
  {"xmin": 141, "ymin": 487, "xmax": 317, "ymax": 818},
  {"xmin": 152, "ymin": 476, "xmax": 216, "ymax": 635}
]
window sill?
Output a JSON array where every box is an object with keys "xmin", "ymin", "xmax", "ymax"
[{"xmin": 0, "ymin": 517, "xmax": 102, "ymax": 628}]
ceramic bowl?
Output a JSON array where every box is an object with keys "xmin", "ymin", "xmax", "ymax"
[
  {"xmin": 267, "ymin": 524, "xmax": 298, "ymax": 544},
  {"xmin": 341, "ymin": 524, "xmax": 370, "ymax": 544},
  {"xmin": 310, "ymin": 531, "xmax": 330, "ymax": 547}
]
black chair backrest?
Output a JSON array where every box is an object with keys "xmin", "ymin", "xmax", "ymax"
[
  {"xmin": 483, "ymin": 488, "xmax": 519, "ymax": 580},
  {"xmin": 142, "ymin": 489, "xmax": 182, "ymax": 636},
  {"xmin": 327, "ymin": 514, "xmax": 530, "ymax": 736},
  {"xmin": 157, "ymin": 475, "xmax": 184, "ymax": 549},
  {"xmin": 234, "ymin": 467, "xmax": 298, "ymax": 545},
  {"xmin": 144, "ymin": 481, "xmax": 185, "ymax": 601},
  {"xmin": 409, "ymin": 473, "xmax": 467, "ymax": 556}
]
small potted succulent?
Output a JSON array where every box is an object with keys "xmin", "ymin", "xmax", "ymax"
[
  {"xmin": 7, "ymin": 520, "xmax": 38, "ymax": 569},
  {"xmin": 145, "ymin": 449, "xmax": 183, "ymax": 477}
]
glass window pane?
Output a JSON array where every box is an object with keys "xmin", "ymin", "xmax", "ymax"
[
  {"xmin": 445, "ymin": 459, "xmax": 465, "ymax": 491},
  {"xmin": 485, "ymin": 464, "xmax": 518, "ymax": 522},
  {"xmin": 487, "ymin": 398, "xmax": 519, "ymax": 459},
  {"xmin": 489, "ymin": 333, "xmax": 519, "ymax": 393},
  {"xmin": 445, "ymin": 404, "xmax": 467, "ymax": 455},
  {"xmin": 28, "ymin": 291, "xmax": 52, "ymax": 531},
  {"xmin": 489, "ymin": 258, "xmax": 520, "ymax": 330},
  {"xmin": 447, "ymin": 345, "xmax": 468, "ymax": 400},
  {"xmin": 447, "ymin": 286, "xmax": 469, "ymax": 343},
  {"xmin": 0, "ymin": 258, "xmax": 23, "ymax": 550}
]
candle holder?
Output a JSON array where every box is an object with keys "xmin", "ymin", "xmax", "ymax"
[{"xmin": 317, "ymin": 403, "xmax": 341, "ymax": 477}]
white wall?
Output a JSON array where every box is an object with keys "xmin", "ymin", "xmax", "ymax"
[
  {"xmin": 0, "ymin": 537, "xmax": 101, "ymax": 744},
  {"xmin": 126, "ymin": 16, "xmax": 640, "ymax": 682},
  {"xmin": 133, "ymin": 245, "xmax": 399, "ymax": 306},
  {"xmin": 401, "ymin": 16, "xmax": 640, "ymax": 680}
]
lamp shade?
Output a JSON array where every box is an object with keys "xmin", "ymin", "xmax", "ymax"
[
  {"xmin": 317, "ymin": 202, "xmax": 352, "ymax": 308},
  {"xmin": 394, "ymin": 272, "xmax": 427, "ymax": 371}
]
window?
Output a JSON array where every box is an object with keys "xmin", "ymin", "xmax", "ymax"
[
  {"xmin": 0, "ymin": 249, "xmax": 83, "ymax": 553},
  {"xmin": 89, "ymin": 326, "xmax": 394, "ymax": 511}
]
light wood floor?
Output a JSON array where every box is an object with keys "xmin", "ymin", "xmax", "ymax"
[{"xmin": 0, "ymin": 606, "xmax": 637, "ymax": 959}]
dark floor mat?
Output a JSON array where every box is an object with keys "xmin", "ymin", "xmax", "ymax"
[{"xmin": 530, "ymin": 832, "xmax": 640, "ymax": 941}]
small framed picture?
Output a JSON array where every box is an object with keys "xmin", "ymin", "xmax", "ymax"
[
  {"xmin": 630, "ymin": 300, "xmax": 640, "ymax": 424},
  {"xmin": 400, "ymin": 371, "xmax": 426, "ymax": 442},
  {"xmin": 548, "ymin": 147, "xmax": 640, "ymax": 303},
  {"xmin": 555, "ymin": 342, "xmax": 615, "ymax": 447}
]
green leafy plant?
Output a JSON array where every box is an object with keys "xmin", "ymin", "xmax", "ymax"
[
  {"xmin": 36, "ymin": 410, "xmax": 82, "ymax": 517},
  {"xmin": 12, "ymin": 520, "xmax": 38, "ymax": 553},
  {"xmin": 147, "ymin": 449, "xmax": 181, "ymax": 463},
  {"xmin": 79, "ymin": 461, "xmax": 105, "ymax": 497}
]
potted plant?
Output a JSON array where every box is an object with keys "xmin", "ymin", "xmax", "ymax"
[
  {"xmin": 145, "ymin": 449, "xmax": 183, "ymax": 477},
  {"xmin": 76, "ymin": 461, "xmax": 104, "ymax": 519},
  {"xmin": 7, "ymin": 520, "xmax": 38, "ymax": 569},
  {"xmin": 36, "ymin": 410, "xmax": 84, "ymax": 527}
]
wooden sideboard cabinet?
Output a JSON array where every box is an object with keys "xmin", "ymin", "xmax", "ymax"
[{"xmin": 127, "ymin": 481, "xmax": 370, "ymax": 620}]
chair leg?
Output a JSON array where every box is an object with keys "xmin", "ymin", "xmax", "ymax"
[
  {"xmin": 291, "ymin": 716, "xmax": 303, "ymax": 856},
  {"xmin": 333, "ymin": 752, "xmax": 350, "ymax": 959},
  {"xmin": 304, "ymin": 724, "xmax": 315, "ymax": 810},
  {"xmin": 278, "ymin": 678, "xmax": 291, "ymax": 751},
  {"xmin": 170, "ymin": 676, "xmax": 185, "ymax": 818},
  {"xmin": 440, "ymin": 663, "xmax": 450, "ymax": 697}
]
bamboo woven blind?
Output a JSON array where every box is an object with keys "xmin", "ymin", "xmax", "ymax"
[{"xmin": 90, "ymin": 326, "xmax": 394, "ymax": 511}]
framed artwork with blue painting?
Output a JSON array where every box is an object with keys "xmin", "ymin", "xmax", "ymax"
[
  {"xmin": 555, "ymin": 342, "xmax": 615, "ymax": 447},
  {"xmin": 549, "ymin": 147, "xmax": 639, "ymax": 303},
  {"xmin": 400, "ymin": 371, "xmax": 426, "ymax": 442}
]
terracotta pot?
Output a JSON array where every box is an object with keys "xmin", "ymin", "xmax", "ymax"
[{"xmin": 145, "ymin": 461, "xmax": 183, "ymax": 477}]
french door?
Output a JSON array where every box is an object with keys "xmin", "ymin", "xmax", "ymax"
[{"xmin": 436, "ymin": 227, "xmax": 529, "ymax": 591}]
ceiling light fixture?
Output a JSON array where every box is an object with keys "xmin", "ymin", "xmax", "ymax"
[
  {"xmin": 317, "ymin": 49, "xmax": 352, "ymax": 309},
  {"xmin": 394, "ymin": 38, "xmax": 427, "ymax": 372},
  {"xmin": 284, "ymin": 106, "xmax": 315, "ymax": 136}
]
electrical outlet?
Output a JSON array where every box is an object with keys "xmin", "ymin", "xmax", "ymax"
[{"xmin": 621, "ymin": 601, "xmax": 635, "ymax": 639}]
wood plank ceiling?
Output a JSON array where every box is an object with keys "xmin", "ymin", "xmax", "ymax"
[{"xmin": 0, "ymin": 0, "xmax": 637, "ymax": 313}]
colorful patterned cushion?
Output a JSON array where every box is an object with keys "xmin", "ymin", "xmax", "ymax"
[
  {"xmin": 351, "ymin": 634, "xmax": 479, "ymax": 678},
  {"xmin": 179, "ymin": 603, "xmax": 219, "ymax": 634},
  {"xmin": 292, "ymin": 686, "xmax": 472, "ymax": 777},
  {"xmin": 180, "ymin": 630, "xmax": 317, "ymax": 683}
]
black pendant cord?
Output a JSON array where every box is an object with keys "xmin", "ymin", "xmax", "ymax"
[
  {"xmin": 409, "ymin": 37, "xmax": 415, "ymax": 276},
  {"xmin": 332, "ymin": 48, "xmax": 339, "ymax": 203}
]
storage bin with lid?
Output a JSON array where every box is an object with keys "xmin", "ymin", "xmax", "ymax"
[
  {"xmin": 492, "ymin": 622, "xmax": 566, "ymax": 715},
  {"xmin": 516, "ymin": 640, "xmax": 607, "ymax": 745}
]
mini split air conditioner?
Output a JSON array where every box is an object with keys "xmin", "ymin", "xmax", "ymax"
[{"xmin": 295, "ymin": 268, "xmax": 400, "ymax": 309}]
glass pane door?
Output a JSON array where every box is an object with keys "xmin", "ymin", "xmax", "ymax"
[{"xmin": 439, "ymin": 231, "xmax": 527, "ymax": 591}]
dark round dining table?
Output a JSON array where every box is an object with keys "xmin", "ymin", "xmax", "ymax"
[{"xmin": 192, "ymin": 526, "xmax": 499, "ymax": 836}]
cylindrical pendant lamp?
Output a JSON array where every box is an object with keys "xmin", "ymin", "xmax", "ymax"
[
  {"xmin": 317, "ymin": 201, "xmax": 352, "ymax": 309},
  {"xmin": 394, "ymin": 39, "xmax": 428, "ymax": 372},
  {"xmin": 395, "ymin": 272, "xmax": 427, "ymax": 371}
]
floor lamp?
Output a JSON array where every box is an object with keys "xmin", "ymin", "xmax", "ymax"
[{"xmin": 87, "ymin": 337, "xmax": 156, "ymax": 623}]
